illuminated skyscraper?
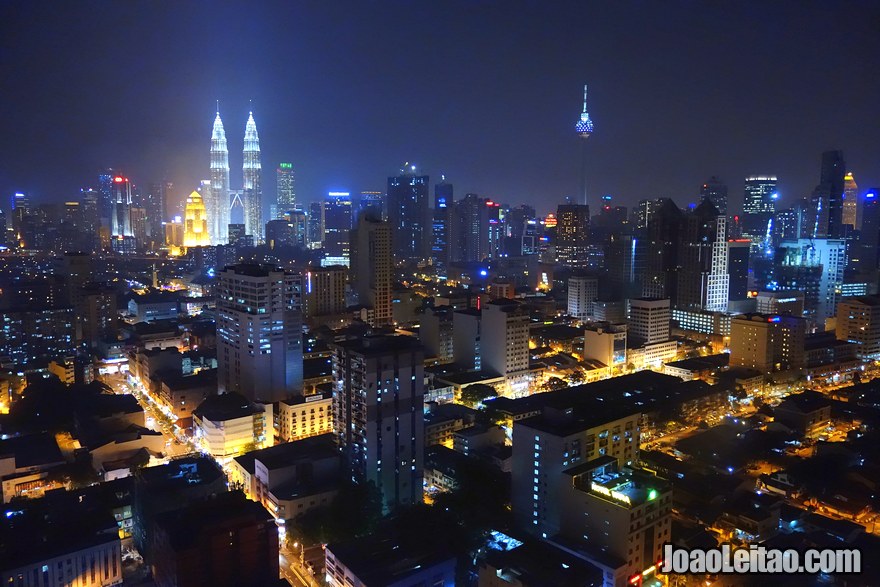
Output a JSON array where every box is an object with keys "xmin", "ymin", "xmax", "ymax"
[
  {"xmin": 432, "ymin": 178, "xmax": 453, "ymax": 267},
  {"xmin": 555, "ymin": 201, "xmax": 590, "ymax": 268},
  {"xmin": 276, "ymin": 162, "xmax": 295, "ymax": 216},
  {"xmin": 808, "ymin": 150, "xmax": 846, "ymax": 239},
  {"xmin": 243, "ymin": 111, "xmax": 263, "ymax": 242},
  {"xmin": 183, "ymin": 191, "xmax": 211, "ymax": 247},
  {"xmin": 842, "ymin": 171, "xmax": 859, "ymax": 229},
  {"xmin": 387, "ymin": 164, "xmax": 429, "ymax": 262},
  {"xmin": 574, "ymin": 84, "xmax": 594, "ymax": 205},
  {"xmin": 742, "ymin": 176, "xmax": 777, "ymax": 241},
  {"xmin": 209, "ymin": 109, "xmax": 230, "ymax": 245},
  {"xmin": 110, "ymin": 175, "xmax": 136, "ymax": 254},
  {"xmin": 699, "ymin": 176, "xmax": 728, "ymax": 216},
  {"xmin": 358, "ymin": 191, "xmax": 384, "ymax": 222},
  {"xmin": 307, "ymin": 201, "xmax": 324, "ymax": 247},
  {"xmin": 322, "ymin": 192, "xmax": 352, "ymax": 266}
]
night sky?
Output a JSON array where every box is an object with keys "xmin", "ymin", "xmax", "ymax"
[{"xmin": 1, "ymin": 1, "xmax": 878, "ymax": 215}]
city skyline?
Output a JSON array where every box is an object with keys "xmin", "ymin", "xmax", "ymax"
[{"xmin": 1, "ymin": 1, "xmax": 878, "ymax": 215}]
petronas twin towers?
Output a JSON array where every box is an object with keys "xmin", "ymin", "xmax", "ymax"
[{"xmin": 208, "ymin": 108, "xmax": 263, "ymax": 245}]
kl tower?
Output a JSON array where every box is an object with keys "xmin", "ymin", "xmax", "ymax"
[{"xmin": 575, "ymin": 84, "xmax": 594, "ymax": 206}]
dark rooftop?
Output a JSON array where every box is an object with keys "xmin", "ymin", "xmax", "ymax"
[
  {"xmin": 221, "ymin": 263, "xmax": 284, "ymax": 277},
  {"xmin": 161, "ymin": 369, "xmax": 217, "ymax": 391},
  {"xmin": 328, "ymin": 535, "xmax": 455, "ymax": 586},
  {"xmin": 482, "ymin": 539, "xmax": 604, "ymax": 587},
  {"xmin": 193, "ymin": 392, "xmax": 258, "ymax": 422},
  {"xmin": 153, "ymin": 491, "xmax": 274, "ymax": 551},
  {"xmin": 531, "ymin": 324, "xmax": 584, "ymax": 341},
  {"xmin": 136, "ymin": 455, "xmax": 225, "ymax": 489},
  {"xmin": 777, "ymin": 390, "xmax": 832, "ymax": 414},
  {"xmin": 0, "ymin": 432, "xmax": 64, "ymax": 469},
  {"xmin": 331, "ymin": 334, "xmax": 423, "ymax": 356},
  {"xmin": 664, "ymin": 353, "xmax": 730, "ymax": 372},
  {"xmin": 0, "ymin": 495, "xmax": 120, "ymax": 569}
]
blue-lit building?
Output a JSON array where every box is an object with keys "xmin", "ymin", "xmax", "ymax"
[
  {"xmin": 387, "ymin": 165, "xmax": 429, "ymax": 262},
  {"xmin": 322, "ymin": 192, "xmax": 352, "ymax": 266},
  {"xmin": 742, "ymin": 176, "xmax": 777, "ymax": 243},
  {"xmin": 357, "ymin": 191, "xmax": 384, "ymax": 222},
  {"xmin": 431, "ymin": 179, "xmax": 453, "ymax": 269}
]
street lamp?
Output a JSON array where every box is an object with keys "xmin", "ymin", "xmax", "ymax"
[{"xmin": 292, "ymin": 541, "xmax": 305, "ymax": 566}]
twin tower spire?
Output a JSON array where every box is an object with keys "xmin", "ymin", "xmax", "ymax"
[{"xmin": 208, "ymin": 105, "xmax": 263, "ymax": 245}]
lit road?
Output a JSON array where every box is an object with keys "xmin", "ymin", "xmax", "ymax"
[
  {"xmin": 100, "ymin": 372, "xmax": 197, "ymax": 460},
  {"xmin": 280, "ymin": 549, "xmax": 322, "ymax": 587}
]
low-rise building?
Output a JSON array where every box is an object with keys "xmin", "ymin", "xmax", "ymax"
[
  {"xmin": 582, "ymin": 322, "xmax": 627, "ymax": 367},
  {"xmin": 325, "ymin": 536, "xmax": 455, "ymax": 587},
  {"xmin": 193, "ymin": 393, "xmax": 273, "ymax": 459},
  {"xmin": 277, "ymin": 391, "xmax": 333, "ymax": 443},
  {"xmin": 127, "ymin": 290, "xmax": 180, "ymax": 323},
  {"xmin": 0, "ymin": 496, "xmax": 123, "ymax": 586},
  {"xmin": 229, "ymin": 434, "xmax": 341, "ymax": 521},
  {"xmin": 424, "ymin": 402, "xmax": 478, "ymax": 447},
  {"xmin": 157, "ymin": 369, "xmax": 217, "ymax": 428},
  {"xmin": 774, "ymin": 391, "xmax": 832, "ymax": 440}
]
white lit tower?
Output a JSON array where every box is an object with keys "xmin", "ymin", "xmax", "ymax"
[
  {"xmin": 243, "ymin": 110, "xmax": 263, "ymax": 242},
  {"xmin": 210, "ymin": 106, "xmax": 230, "ymax": 245},
  {"xmin": 575, "ymin": 84, "xmax": 595, "ymax": 206}
]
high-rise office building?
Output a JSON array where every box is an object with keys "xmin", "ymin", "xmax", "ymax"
[
  {"xmin": 358, "ymin": 191, "xmax": 385, "ymax": 222},
  {"xmin": 836, "ymin": 296, "xmax": 880, "ymax": 360},
  {"xmin": 774, "ymin": 238, "xmax": 847, "ymax": 326},
  {"xmin": 503, "ymin": 204, "xmax": 537, "ymax": 257},
  {"xmin": 452, "ymin": 193, "xmax": 489, "ymax": 263},
  {"xmin": 842, "ymin": 171, "xmax": 859, "ymax": 230},
  {"xmin": 699, "ymin": 176, "xmax": 728, "ymax": 216},
  {"xmin": 482, "ymin": 300, "xmax": 530, "ymax": 389},
  {"xmin": 742, "ymin": 176, "xmax": 777, "ymax": 241},
  {"xmin": 730, "ymin": 313, "xmax": 806, "ymax": 372},
  {"xmin": 727, "ymin": 240, "xmax": 751, "ymax": 301},
  {"xmin": 676, "ymin": 200, "xmax": 728, "ymax": 312},
  {"xmin": 555, "ymin": 202, "xmax": 590, "ymax": 268},
  {"xmin": 432, "ymin": 179, "xmax": 453, "ymax": 268},
  {"xmin": 276, "ymin": 163, "xmax": 295, "ymax": 215},
  {"xmin": 860, "ymin": 189, "xmax": 880, "ymax": 274},
  {"xmin": 242, "ymin": 112, "xmax": 263, "ymax": 242},
  {"xmin": 809, "ymin": 150, "xmax": 846, "ymax": 239},
  {"xmin": 304, "ymin": 266, "xmax": 347, "ymax": 321},
  {"xmin": 217, "ymin": 264, "xmax": 303, "ymax": 403},
  {"xmin": 183, "ymin": 191, "xmax": 211, "ymax": 247},
  {"xmin": 307, "ymin": 201, "xmax": 324, "ymax": 248},
  {"xmin": 350, "ymin": 214, "xmax": 393, "ymax": 326},
  {"xmin": 322, "ymin": 192, "xmax": 352, "ymax": 266},
  {"xmin": 641, "ymin": 198, "xmax": 682, "ymax": 300},
  {"xmin": 628, "ymin": 298, "xmax": 671, "ymax": 346},
  {"xmin": 144, "ymin": 181, "xmax": 170, "ymax": 246},
  {"xmin": 331, "ymin": 335, "xmax": 424, "ymax": 511},
  {"xmin": 210, "ymin": 110, "xmax": 230, "ymax": 245},
  {"xmin": 387, "ymin": 165, "xmax": 429, "ymax": 262},
  {"xmin": 109, "ymin": 175, "xmax": 137, "ymax": 254},
  {"xmin": 265, "ymin": 219, "xmax": 294, "ymax": 249},
  {"xmin": 10, "ymin": 191, "xmax": 31, "ymax": 236},
  {"xmin": 97, "ymin": 171, "xmax": 114, "ymax": 231},
  {"xmin": 633, "ymin": 198, "xmax": 665, "ymax": 233},
  {"xmin": 567, "ymin": 274, "xmax": 598, "ymax": 320},
  {"xmin": 284, "ymin": 209, "xmax": 307, "ymax": 248}
]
